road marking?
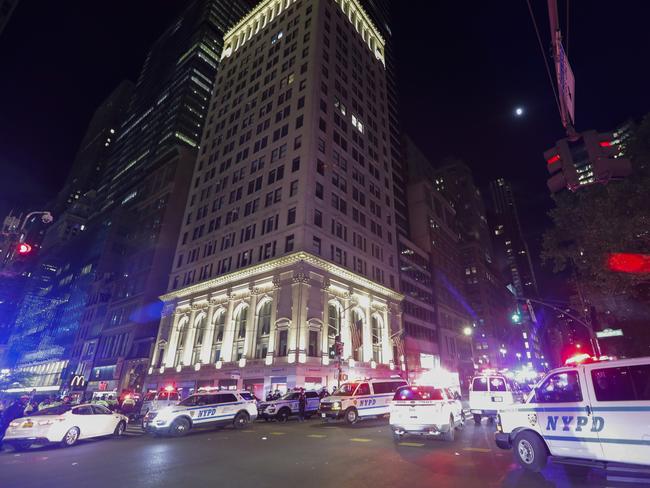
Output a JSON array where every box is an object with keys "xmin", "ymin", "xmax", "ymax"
[
  {"xmin": 398, "ymin": 442, "xmax": 425, "ymax": 447},
  {"xmin": 241, "ymin": 430, "xmax": 255, "ymax": 433},
  {"xmin": 307, "ymin": 434, "xmax": 327, "ymax": 438},
  {"xmin": 462, "ymin": 447, "xmax": 491, "ymax": 453},
  {"xmin": 350, "ymin": 438, "xmax": 372, "ymax": 443},
  {"xmin": 270, "ymin": 432, "xmax": 286, "ymax": 435}
]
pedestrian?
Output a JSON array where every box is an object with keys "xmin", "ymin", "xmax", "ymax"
[
  {"xmin": 298, "ymin": 388, "xmax": 306, "ymax": 422},
  {"xmin": 37, "ymin": 397, "xmax": 51, "ymax": 411},
  {"xmin": 0, "ymin": 397, "xmax": 28, "ymax": 446},
  {"xmin": 319, "ymin": 387, "xmax": 329, "ymax": 399}
]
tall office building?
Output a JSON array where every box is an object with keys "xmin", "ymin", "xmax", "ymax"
[
  {"xmin": 488, "ymin": 178, "xmax": 543, "ymax": 368},
  {"xmin": 147, "ymin": 0, "xmax": 403, "ymax": 397},
  {"xmin": 67, "ymin": 0, "xmax": 249, "ymax": 395},
  {"xmin": 434, "ymin": 161, "xmax": 515, "ymax": 369},
  {"xmin": 99, "ymin": 0, "xmax": 249, "ymax": 211}
]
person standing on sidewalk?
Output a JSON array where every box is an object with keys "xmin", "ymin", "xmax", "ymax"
[{"xmin": 297, "ymin": 388, "xmax": 306, "ymax": 422}]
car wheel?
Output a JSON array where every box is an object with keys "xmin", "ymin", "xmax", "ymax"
[
  {"xmin": 114, "ymin": 420, "xmax": 126, "ymax": 437},
  {"xmin": 514, "ymin": 431, "xmax": 548, "ymax": 472},
  {"xmin": 458, "ymin": 411, "xmax": 466, "ymax": 429},
  {"xmin": 233, "ymin": 411, "xmax": 249, "ymax": 429},
  {"xmin": 473, "ymin": 414, "xmax": 482, "ymax": 425},
  {"xmin": 169, "ymin": 418, "xmax": 190, "ymax": 437},
  {"xmin": 344, "ymin": 407, "xmax": 358, "ymax": 425},
  {"xmin": 443, "ymin": 416, "xmax": 455, "ymax": 441},
  {"xmin": 61, "ymin": 427, "xmax": 80, "ymax": 447},
  {"xmin": 276, "ymin": 409, "xmax": 290, "ymax": 423},
  {"xmin": 392, "ymin": 432, "xmax": 404, "ymax": 443},
  {"xmin": 12, "ymin": 441, "xmax": 32, "ymax": 451}
]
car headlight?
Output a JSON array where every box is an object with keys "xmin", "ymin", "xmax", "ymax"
[
  {"xmin": 331, "ymin": 402, "xmax": 341, "ymax": 411},
  {"xmin": 9, "ymin": 421, "xmax": 20, "ymax": 428}
]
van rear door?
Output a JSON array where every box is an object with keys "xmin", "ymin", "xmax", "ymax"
[{"xmin": 587, "ymin": 362, "xmax": 650, "ymax": 465}]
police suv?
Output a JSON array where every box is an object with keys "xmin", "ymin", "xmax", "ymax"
[
  {"xmin": 143, "ymin": 390, "xmax": 257, "ymax": 436},
  {"xmin": 469, "ymin": 373, "xmax": 522, "ymax": 424},
  {"xmin": 258, "ymin": 390, "xmax": 320, "ymax": 421},
  {"xmin": 320, "ymin": 378, "xmax": 408, "ymax": 424},
  {"xmin": 390, "ymin": 385, "xmax": 465, "ymax": 442},
  {"xmin": 495, "ymin": 356, "xmax": 650, "ymax": 472}
]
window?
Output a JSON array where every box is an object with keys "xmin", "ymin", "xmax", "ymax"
[
  {"xmin": 315, "ymin": 183, "xmax": 323, "ymax": 199},
  {"xmin": 356, "ymin": 383, "xmax": 371, "ymax": 396},
  {"xmin": 287, "ymin": 207, "xmax": 296, "ymax": 225},
  {"xmin": 308, "ymin": 330, "xmax": 319, "ymax": 357},
  {"xmin": 255, "ymin": 301, "xmax": 271, "ymax": 359},
  {"xmin": 312, "ymin": 236, "xmax": 321, "ymax": 254},
  {"xmin": 292, "ymin": 157, "xmax": 300, "ymax": 172},
  {"xmin": 489, "ymin": 377, "xmax": 506, "ymax": 392},
  {"xmin": 284, "ymin": 234, "xmax": 295, "ymax": 252},
  {"xmin": 536, "ymin": 371, "xmax": 583, "ymax": 403},
  {"xmin": 471, "ymin": 377, "xmax": 488, "ymax": 392},
  {"xmin": 592, "ymin": 366, "xmax": 640, "ymax": 401},
  {"xmin": 231, "ymin": 306, "xmax": 248, "ymax": 360},
  {"xmin": 277, "ymin": 329, "xmax": 288, "ymax": 356},
  {"xmin": 290, "ymin": 180, "xmax": 298, "ymax": 197},
  {"xmin": 314, "ymin": 209, "xmax": 322, "ymax": 227}
]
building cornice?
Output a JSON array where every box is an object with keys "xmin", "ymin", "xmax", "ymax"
[{"xmin": 160, "ymin": 251, "xmax": 403, "ymax": 302}]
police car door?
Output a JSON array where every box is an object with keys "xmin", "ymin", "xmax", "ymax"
[
  {"xmin": 533, "ymin": 369, "xmax": 603, "ymax": 460},
  {"xmin": 216, "ymin": 393, "xmax": 239, "ymax": 420},
  {"xmin": 306, "ymin": 392, "xmax": 320, "ymax": 412},
  {"xmin": 193, "ymin": 394, "xmax": 219, "ymax": 425},
  {"xmin": 587, "ymin": 362, "xmax": 650, "ymax": 465}
]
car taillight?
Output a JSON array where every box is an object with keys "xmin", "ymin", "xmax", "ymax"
[{"xmin": 9, "ymin": 421, "xmax": 20, "ymax": 428}]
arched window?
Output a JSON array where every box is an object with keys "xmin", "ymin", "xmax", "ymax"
[
  {"xmin": 232, "ymin": 306, "xmax": 248, "ymax": 360},
  {"xmin": 175, "ymin": 318, "xmax": 188, "ymax": 366},
  {"xmin": 327, "ymin": 303, "xmax": 342, "ymax": 355},
  {"xmin": 255, "ymin": 300, "xmax": 272, "ymax": 359},
  {"xmin": 211, "ymin": 310, "xmax": 225, "ymax": 363},
  {"xmin": 371, "ymin": 315, "xmax": 382, "ymax": 363},
  {"xmin": 351, "ymin": 309, "xmax": 364, "ymax": 361},
  {"xmin": 192, "ymin": 314, "xmax": 206, "ymax": 364}
]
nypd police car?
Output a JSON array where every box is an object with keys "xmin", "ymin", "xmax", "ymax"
[
  {"xmin": 143, "ymin": 390, "xmax": 257, "ymax": 436},
  {"xmin": 320, "ymin": 378, "xmax": 408, "ymax": 424},
  {"xmin": 495, "ymin": 356, "xmax": 650, "ymax": 472},
  {"xmin": 258, "ymin": 390, "xmax": 320, "ymax": 421}
]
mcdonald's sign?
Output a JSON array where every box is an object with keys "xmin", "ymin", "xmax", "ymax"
[{"xmin": 70, "ymin": 374, "xmax": 86, "ymax": 389}]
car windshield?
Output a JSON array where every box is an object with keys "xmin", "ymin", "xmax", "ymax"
[
  {"xmin": 29, "ymin": 405, "xmax": 71, "ymax": 416},
  {"xmin": 239, "ymin": 392, "xmax": 255, "ymax": 401},
  {"xmin": 393, "ymin": 386, "xmax": 444, "ymax": 401},
  {"xmin": 280, "ymin": 392, "xmax": 298, "ymax": 400},
  {"xmin": 335, "ymin": 383, "xmax": 359, "ymax": 396},
  {"xmin": 144, "ymin": 392, "xmax": 156, "ymax": 401}
]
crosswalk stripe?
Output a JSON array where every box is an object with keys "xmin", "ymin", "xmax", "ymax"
[
  {"xmin": 350, "ymin": 438, "xmax": 372, "ymax": 443},
  {"xmin": 398, "ymin": 442, "xmax": 424, "ymax": 447},
  {"xmin": 462, "ymin": 447, "xmax": 491, "ymax": 453}
]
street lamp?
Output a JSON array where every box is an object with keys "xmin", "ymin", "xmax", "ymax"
[{"xmin": 463, "ymin": 326, "xmax": 473, "ymax": 336}]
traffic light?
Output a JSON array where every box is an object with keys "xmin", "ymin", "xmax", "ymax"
[
  {"xmin": 544, "ymin": 130, "xmax": 631, "ymax": 193},
  {"xmin": 16, "ymin": 243, "xmax": 32, "ymax": 255}
]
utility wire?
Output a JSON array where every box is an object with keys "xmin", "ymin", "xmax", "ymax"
[{"xmin": 526, "ymin": 0, "xmax": 562, "ymax": 120}]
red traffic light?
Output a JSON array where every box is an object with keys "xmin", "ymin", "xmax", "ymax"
[
  {"xmin": 606, "ymin": 253, "xmax": 650, "ymax": 274},
  {"xmin": 16, "ymin": 243, "xmax": 32, "ymax": 255}
]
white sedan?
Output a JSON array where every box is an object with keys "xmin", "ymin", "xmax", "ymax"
[{"xmin": 3, "ymin": 403, "xmax": 128, "ymax": 450}]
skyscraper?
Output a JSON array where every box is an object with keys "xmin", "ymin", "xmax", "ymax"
[
  {"xmin": 147, "ymin": 0, "xmax": 403, "ymax": 396},
  {"xmin": 99, "ymin": 0, "xmax": 249, "ymax": 212}
]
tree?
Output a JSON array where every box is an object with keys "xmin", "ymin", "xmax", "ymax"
[{"xmin": 542, "ymin": 115, "xmax": 650, "ymax": 323}]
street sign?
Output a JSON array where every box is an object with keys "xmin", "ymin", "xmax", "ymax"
[
  {"xmin": 558, "ymin": 43, "xmax": 575, "ymax": 125},
  {"xmin": 596, "ymin": 328, "xmax": 623, "ymax": 339}
]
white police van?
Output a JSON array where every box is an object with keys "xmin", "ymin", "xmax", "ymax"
[
  {"xmin": 320, "ymin": 378, "xmax": 408, "ymax": 424},
  {"xmin": 390, "ymin": 385, "xmax": 465, "ymax": 442},
  {"xmin": 140, "ymin": 387, "xmax": 180, "ymax": 418},
  {"xmin": 495, "ymin": 356, "xmax": 650, "ymax": 472},
  {"xmin": 143, "ymin": 390, "xmax": 257, "ymax": 436},
  {"xmin": 258, "ymin": 390, "xmax": 320, "ymax": 421},
  {"xmin": 469, "ymin": 373, "xmax": 522, "ymax": 424}
]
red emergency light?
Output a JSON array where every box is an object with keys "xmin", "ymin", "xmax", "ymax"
[
  {"xmin": 599, "ymin": 141, "xmax": 612, "ymax": 147},
  {"xmin": 546, "ymin": 154, "xmax": 561, "ymax": 164},
  {"xmin": 606, "ymin": 253, "xmax": 650, "ymax": 274},
  {"xmin": 16, "ymin": 243, "xmax": 32, "ymax": 255},
  {"xmin": 565, "ymin": 353, "xmax": 592, "ymax": 365}
]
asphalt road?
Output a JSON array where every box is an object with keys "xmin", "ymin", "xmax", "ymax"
[{"xmin": 0, "ymin": 417, "xmax": 647, "ymax": 488}]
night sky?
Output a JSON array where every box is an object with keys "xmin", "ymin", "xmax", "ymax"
[{"xmin": 1, "ymin": 1, "xmax": 649, "ymax": 292}]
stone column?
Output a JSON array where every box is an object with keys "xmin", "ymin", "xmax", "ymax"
[
  {"xmin": 341, "ymin": 296, "xmax": 352, "ymax": 359},
  {"xmin": 265, "ymin": 278, "xmax": 281, "ymax": 365},
  {"xmin": 220, "ymin": 295, "xmax": 237, "ymax": 362},
  {"xmin": 181, "ymin": 306, "xmax": 198, "ymax": 366},
  {"xmin": 381, "ymin": 307, "xmax": 392, "ymax": 365},
  {"xmin": 243, "ymin": 286, "xmax": 259, "ymax": 359},
  {"xmin": 163, "ymin": 310, "xmax": 182, "ymax": 368},
  {"xmin": 199, "ymin": 303, "xmax": 216, "ymax": 363},
  {"xmin": 362, "ymin": 297, "xmax": 373, "ymax": 363},
  {"xmin": 320, "ymin": 279, "xmax": 331, "ymax": 365},
  {"xmin": 288, "ymin": 270, "xmax": 309, "ymax": 363}
]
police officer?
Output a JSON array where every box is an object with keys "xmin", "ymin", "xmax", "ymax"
[{"xmin": 298, "ymin": 388, "xmax": 307, "ymax": 422}]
